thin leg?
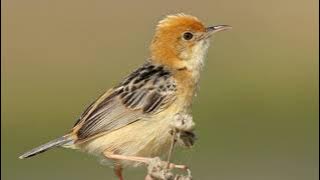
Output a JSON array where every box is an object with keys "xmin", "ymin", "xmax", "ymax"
[
  {"xmin": 114, "ymin": 165, "xmax": 124, "ymax": 180},
  {"xmin": 104, "ymin": 151, "xmax": 149, "ymax": 164},
  {"xmin": 103, "ymin": 151, "xmax": 188, "ymax": 170}
]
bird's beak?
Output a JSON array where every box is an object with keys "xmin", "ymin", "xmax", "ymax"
[{"xmin": 204, "ymin": 25, "xmax": 232, "ymax": 38}]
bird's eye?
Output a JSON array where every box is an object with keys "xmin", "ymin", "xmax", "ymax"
[{"xmin": 182, "ymin": 32, "xmax": 194, "ymax": 41}]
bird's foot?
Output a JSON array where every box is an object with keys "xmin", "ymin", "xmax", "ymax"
[
  {"xmin": 103, "ymin": 152, "xmax": 192, "ymax": 180},
  {"xmin": 146, "ymin": 157, "xmax": 192, "ymax": 180}
]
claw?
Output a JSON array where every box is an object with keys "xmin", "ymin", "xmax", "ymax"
[{"xmin": 146, "ymin": 157, "xmax": 192, "ymax": 180}]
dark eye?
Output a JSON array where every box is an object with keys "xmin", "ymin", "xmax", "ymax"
[{"xmin": 182, "ymin": 32, "xmax": 194, "ymax": 40}]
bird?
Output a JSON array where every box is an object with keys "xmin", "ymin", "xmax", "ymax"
[{"xmin": 19, "ymin": 13, "xmax": 231, "ymax": 180}]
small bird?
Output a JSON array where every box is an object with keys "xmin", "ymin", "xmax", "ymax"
[{"xmin": 19, "ymin": 13, "xmax": 231, "ymax": 179}]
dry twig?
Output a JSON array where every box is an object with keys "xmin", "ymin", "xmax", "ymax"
[{"xmin": 144, "ymin": 113, "xmax": 196, "ymax": 180}]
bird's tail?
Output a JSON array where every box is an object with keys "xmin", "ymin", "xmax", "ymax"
[{"xmin": 19, "ymin": 135, "xmax": 74, "ymax": 159}]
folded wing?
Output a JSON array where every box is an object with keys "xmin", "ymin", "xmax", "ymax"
[{"xmin": 74, "ymin": 62, "xmax": 177, "ymax": 140}]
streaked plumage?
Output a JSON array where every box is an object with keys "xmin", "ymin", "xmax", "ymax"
[
  {"xmin": 74, "ymin": 62, "xmax": 177, "ymax": 141},
  {"xmin": 19, "ymin": 13, "xmax": 231, "ymax": 179}
]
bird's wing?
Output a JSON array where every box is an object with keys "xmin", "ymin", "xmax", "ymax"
[{"xmin": 73, "ymin": 62, "xmax": 177, "ymax": 141}]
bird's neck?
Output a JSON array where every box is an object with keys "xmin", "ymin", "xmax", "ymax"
[
  {"xmin": 175, "ymin": 40, "xmax": 211, "ymax": 109},
  {"xmin": 177, "ymin": 39, "xmax": 210, "ymax": 83},
  {"xmin": 152, "ymin": 39, "xmax": 210, "ymax": 82}
]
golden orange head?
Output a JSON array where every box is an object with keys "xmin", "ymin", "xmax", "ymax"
[{"xmin": 150, "ymin": 13, "xmax": 231, "ymax": 71}]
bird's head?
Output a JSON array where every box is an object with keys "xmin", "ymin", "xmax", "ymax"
[{"xmin": 150, "ymin": 13, "xmax": 231, "ymax": 73}]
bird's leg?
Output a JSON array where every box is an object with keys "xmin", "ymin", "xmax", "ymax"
[
  {"xmin": 114, "ymin": 165, "xmax": 124, "ymax": 180},
  {"xmin": 104, "ymin": 151, "xmax": 149, "ymax": 164},
  {"xmin": 103, "ymin": 151, "xmax": 188, "ymax": 170}
]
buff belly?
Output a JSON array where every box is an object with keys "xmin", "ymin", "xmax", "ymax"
[{"xmin": 75, "ymin": 111, "xmax": 175, "ymax": 167}]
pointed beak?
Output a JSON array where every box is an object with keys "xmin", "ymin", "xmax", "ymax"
[{"xmin": 204, "ymin": 25, "xmax": 232, "ymax": 38}]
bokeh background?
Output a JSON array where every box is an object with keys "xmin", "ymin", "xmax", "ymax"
[{"xmin": 1, "ymin": 0, "xmax": 319, "ymax": 179}]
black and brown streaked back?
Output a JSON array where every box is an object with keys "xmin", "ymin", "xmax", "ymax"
[{"xmin": 73, "ymin": 61, "xmax": 177, "ymax": 141}]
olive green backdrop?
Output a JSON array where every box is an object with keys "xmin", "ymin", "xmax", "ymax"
[{"xmin": 2, "ymin": 0, "xmax": 318, "ymax": 180}]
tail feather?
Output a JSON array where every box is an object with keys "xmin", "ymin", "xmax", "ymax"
[{"xmin": 19, "ymin": 135, "xmax": 73, "ymax": 159}]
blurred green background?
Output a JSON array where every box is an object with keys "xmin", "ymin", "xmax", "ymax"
[{"xmin": 1, "ymin": 0, "xmax": 318, "ymax": 179}]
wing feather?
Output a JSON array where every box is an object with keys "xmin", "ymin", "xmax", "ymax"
[{"xmin": 75, "ymin": 62, "xmax": 177, "ymax": 140}]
